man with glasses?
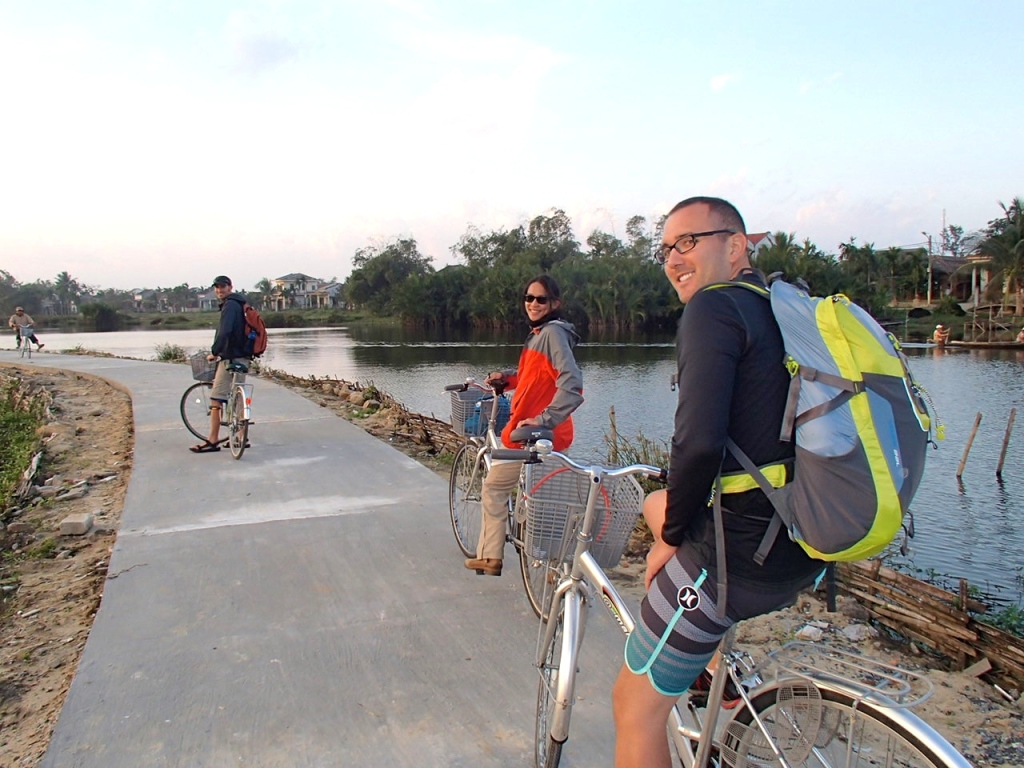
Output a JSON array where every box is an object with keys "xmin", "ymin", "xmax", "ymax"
[{"xmin": 612, "ymin": 197, "xmax": 821, "ymax": 767}]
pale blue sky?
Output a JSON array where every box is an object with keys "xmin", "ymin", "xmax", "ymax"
[{"xmin": 2, "ymin": 1, "xmax": 1020, "ymax": 291}]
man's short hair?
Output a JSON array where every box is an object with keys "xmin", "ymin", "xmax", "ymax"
[
  {"xmin": 668, "ymin": 196, "xmax": 746, "ymax": 235},
  {"xmin": 212, "ymin": 276, "xmax": 232, "ymax": 288},
  {"xmin": 15, "ymin": 306, "xmax": 23, "ymax": 312}
]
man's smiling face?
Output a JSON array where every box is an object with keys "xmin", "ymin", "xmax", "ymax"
[{"xmin": 661, "ymin": 203, "xmax": 744, "ymax": 304}]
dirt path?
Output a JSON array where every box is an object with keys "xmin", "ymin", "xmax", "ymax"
[{"xmin": 1, "ymin": 360, "xmax": 1021, "ymax": 766}]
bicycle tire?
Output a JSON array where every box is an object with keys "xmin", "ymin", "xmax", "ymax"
[
  {"xmin": 229, "ymin": 387, "xmax": 248, "ymax": 459},
  {"xmin": 519, "ymin": 525, "xmax": 561, "ymax": 620},
  {"xmin": 180, "ymin": 382, "xmax": 213, "ymax": 440},
  {"xmin": 449, "ymin": 443, "xmax": 483, "ymax": 557},
  {"xmin": 534, "ymin": 600, "xmax": 567, "ymax": 768},
  {"xmin": 727, "ymin": 684, "xmax": 965, "ymax": 768}
]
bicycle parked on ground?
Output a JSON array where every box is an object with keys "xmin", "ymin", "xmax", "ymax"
[
  {"xmin": 445, "ymin": 378, "xmax": 568, "ymax": 618},
  {"xmin": 494, "ymin": 439, "xmax": 970, "ymax": 768},
  {"xmin": 181, "ymin": 353, "xmax": 252, "ymax": 459}
]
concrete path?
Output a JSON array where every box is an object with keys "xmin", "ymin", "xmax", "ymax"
[{"xmin": 2, "ymin": 352, "xmax": 636, "ymax": 768}]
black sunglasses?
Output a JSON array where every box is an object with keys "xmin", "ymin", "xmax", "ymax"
[{"xmin": 523, "ymin": 294, "xmax": 550, "ymax": 304}]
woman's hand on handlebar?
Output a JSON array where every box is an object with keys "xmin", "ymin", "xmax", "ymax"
[{"xmin": 484, "ymin": 371, "xmax": 505, "ymax": 387}]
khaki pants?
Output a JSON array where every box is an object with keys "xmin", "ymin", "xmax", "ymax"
[{"xmin": 476, "ymin": 460, "xmax": 522, "ymax": 560}]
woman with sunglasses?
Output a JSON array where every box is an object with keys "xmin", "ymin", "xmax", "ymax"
[{"xmin": 464, "ymin": 274, "xmax": 584, "ymax": 577}]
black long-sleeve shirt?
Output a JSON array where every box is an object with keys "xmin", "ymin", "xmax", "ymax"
[
  {"xmin": 211, "ymin": 293, "xmax": 250, "ymax": 360},
  {"xmin": 664, "ymin": 273, "xmax": 820, "ymax": 588}
]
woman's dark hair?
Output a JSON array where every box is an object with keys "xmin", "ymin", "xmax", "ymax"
[{"xmin": 523, "ymin": 274, "xmax": 562, "ymax": 301}]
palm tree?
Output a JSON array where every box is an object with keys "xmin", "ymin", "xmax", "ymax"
[
  {"xmin": 974, "ymin": 198, "xmax": 1024, "ymax": 315},
  {"xmin": 53, "ymin": 271, "xmax": 82, "ymax": 315}
]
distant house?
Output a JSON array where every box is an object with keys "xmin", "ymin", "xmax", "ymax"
[
  {"xmin": 269, "ymin": 273, "xmax": 333, "ymax": 310},
  {"xmin": 746, "ymin": 232, "xmax": 775, "ymax": 255},
  {"xmin": 196, "ymin": 289, "xmax": 219, "ymax": 312}
]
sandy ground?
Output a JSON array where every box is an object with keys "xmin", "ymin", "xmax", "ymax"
[{"xmin": 1, "ymin": 359, "xmax": 1021, "ymax": 766}]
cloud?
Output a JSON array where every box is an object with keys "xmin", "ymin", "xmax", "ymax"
[{"xmin": 710, "ymin": 73, "xmax": 739, "ymax": 91}]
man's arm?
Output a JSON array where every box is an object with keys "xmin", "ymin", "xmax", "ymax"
[{"xmin": 661, "ymin": 290, "xmax": 747, "ymax": 547}]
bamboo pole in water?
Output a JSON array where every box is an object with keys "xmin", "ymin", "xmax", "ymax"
[
  {"xmin": 957, "ymin": 412, "xmax": 982, "ymax": 478},
  {"xmin": 996, "ymin": 407, "xmax": 1016, "ymax": 478}
]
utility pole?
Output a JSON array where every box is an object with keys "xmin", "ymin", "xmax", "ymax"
[{"xmin": 922, "ymin": 231, "xmax": 933, "ymax": 305}]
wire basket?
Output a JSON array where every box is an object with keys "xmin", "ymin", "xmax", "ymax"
[
  {"xmin": 522, "ymin": 455, "xmax": 644, "ymax": 568},
  {"xmin": 190, "ymin": 352, "xmax": 217, "ymax": 383},
  {"xmin": 450, "ymin": 389, "xmax": 511, "ymax": 437}
]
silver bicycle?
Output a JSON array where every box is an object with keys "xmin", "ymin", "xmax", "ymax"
[
  {"xmin": 16, "ymin": 325, "xmax": 32, "ymax": 359},
  {"xmin": 445, "ymin": 378, "xmax": 566, "ymax": 618},
  {"xmin": 498, "ymin": 439, "xmax": 970, "ymax": 768},
  {"xmin": 181, "ymin": 353, "xmax": 253, "ymax": 459}
]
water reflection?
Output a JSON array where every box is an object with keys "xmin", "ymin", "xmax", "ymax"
[{"xmin": 24, "ymin": 326, "xmax": 1024, "ymax": 606}]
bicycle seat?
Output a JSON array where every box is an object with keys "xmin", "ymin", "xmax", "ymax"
[
  {"xmin": 510, "ymin": 425, "xmax": 554, "ymax": 446},
  {"xmin": 227, "ymin": 361, "xmax": 250, "ymax": 373}
]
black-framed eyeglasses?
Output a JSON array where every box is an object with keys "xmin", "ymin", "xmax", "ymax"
[
  {"xmin": 523, "ymin": 294, "xmax": 550, "ymax": 304},
  {"xmin": 656, "ymin": 230, "xmax": 736, "ymax": 264}
]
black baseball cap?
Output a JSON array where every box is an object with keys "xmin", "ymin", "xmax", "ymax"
[{"xmin": 212, "ymin": 275, "xmax": 232, "ymax": 288}]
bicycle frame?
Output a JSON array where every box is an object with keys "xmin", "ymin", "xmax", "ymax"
[{"xmin": 530, "ymin": 442, "xmax": 970, "ymax": 768}]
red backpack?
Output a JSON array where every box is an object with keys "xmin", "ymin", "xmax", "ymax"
[{"xmin": 243, "ymin": 304, "xmax": 268, "ymax": 357}]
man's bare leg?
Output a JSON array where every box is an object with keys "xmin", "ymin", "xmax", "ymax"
[
  {"xmin": 208, "ymin": 403, "xmax": 222, "ymax": 444},
  {"xmin": 612, "ymin": 663, "xmax": 678, "ymax": 768}
]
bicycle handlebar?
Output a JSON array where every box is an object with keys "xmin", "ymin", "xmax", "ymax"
[
  {"xmin": 493, "ymin": 440, "xmax": 667, "ymax": 483},
  {"xmin": 444, "ymin": 377, "xmax": 509, "ymax": 396}
]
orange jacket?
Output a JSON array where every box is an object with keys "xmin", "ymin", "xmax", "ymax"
[{"xmin": 501, "ymin": 319, "xmax": 583, "ymax": 451}]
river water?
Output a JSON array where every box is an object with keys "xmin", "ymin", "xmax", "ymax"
[{"xmin": 28, "ymin": 325, "xmax": 1024, "ymax": 608}]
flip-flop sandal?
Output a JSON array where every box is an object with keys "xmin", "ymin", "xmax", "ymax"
[{"xmin": 189, "ymin": 441, "xmax": 221, "ymax": 453}]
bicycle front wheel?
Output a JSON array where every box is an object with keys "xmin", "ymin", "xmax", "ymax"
[
  {"xmin": 725, "ymin": 684, "xmax": 967, "ymax": 768},
  {"xmin": 449, "ymin": 443, "xmax": 483, "ymax": 557},
  {"xmin": 180, "ymin": 382, "xmax": 213, "ymax": 440},
  {"xmin": 229, "ymin": 387, "xmax": 248, "ymax": 459},
  {"xmin": 534, "ymin": 590, "xmax": 585, "ymax": 768}
]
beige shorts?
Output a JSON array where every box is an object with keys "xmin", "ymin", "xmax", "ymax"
[{"xmin": 211, "ymin": 359, "xmax": 248, "ymax": 401}]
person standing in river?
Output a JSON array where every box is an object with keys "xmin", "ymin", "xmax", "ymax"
[{"xmin": 464, "ymin": 274, "xmax": 584, "ymax": 576}]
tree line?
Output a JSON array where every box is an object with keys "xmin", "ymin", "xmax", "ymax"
[
  {"xmin": 345, "ymin": 198, "xmax": 1023, "ymax": 329},
  {"xmin": 3, "ymin": 197, "xmax": 1021, "ymax": 330}
]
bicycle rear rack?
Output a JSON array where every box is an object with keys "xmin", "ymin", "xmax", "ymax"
[{"xmin": 766, "ymin": 641, "xmax": 933, "ymax": 708}]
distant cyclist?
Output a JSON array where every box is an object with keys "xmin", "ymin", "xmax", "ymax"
[
  {"xmin": 8, "ymin": 307, "xmax": 44, "ymax": 351},
  {"xmin": 189, "ymin": 276, "xmax": 251, "ymax": 453}
]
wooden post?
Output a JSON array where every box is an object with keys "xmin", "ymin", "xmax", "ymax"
[
  {"xmin": 996, "ymin": 407, "xmax": 1016, "ymax": 478},
  {"xmin": 608, "ymin": 406, "xmax": 619, "ymax": 465},
  {"xmin": 957, "ymin": 412, "xmax": 982, "ymax": 479}
]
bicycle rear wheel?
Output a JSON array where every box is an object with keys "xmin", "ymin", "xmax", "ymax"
[
  {"xmin": 519, "ymin": 525, "xmax": 562, "ymax": 620},
  {"xmin": 229, "ymin": 387, "xmax": 248, "ymax": 459},
  {"xmin": 449, "ymin": 443, "xmax": 483, "ymax": 557},
  {"xmin": 725, "ymin": 684, "xmax": 965, "ymax": 767},
  {"xmin": 180, "ymin": 382, "xmax": 213, "ymax": 440}
]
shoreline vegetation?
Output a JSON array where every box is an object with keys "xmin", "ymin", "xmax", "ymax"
[{"xmin": 22, "ymin": 305, "xmax": 1007, "ymax": 345}]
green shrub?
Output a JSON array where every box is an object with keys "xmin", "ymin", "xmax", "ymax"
[{"xmin": 155, "ymin": 343, "xmax": 188, "ymax": 361}]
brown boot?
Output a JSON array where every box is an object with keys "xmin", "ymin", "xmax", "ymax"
[{"xmin": 464, "ymin": 557, "xmax": 502, "ymax": 576}]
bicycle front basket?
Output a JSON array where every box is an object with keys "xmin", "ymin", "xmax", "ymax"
[
  {"xmin": 522, "ymin": 455, "xmax": 644, "ymax": 569},
  {"xmin": 190, "ymin": 352, "xmax": 217, "ymax": 383},
  {"xmin": 450, "ymin": 389, "xmax": 510, "ymax": 437}
]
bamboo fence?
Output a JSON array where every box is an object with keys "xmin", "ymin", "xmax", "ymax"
[{"xmin": 836, "ymin": 560, "xmax": 1023, "ymax": 693}]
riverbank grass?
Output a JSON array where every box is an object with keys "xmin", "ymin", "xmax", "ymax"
[{"xmin": 0, "ymin": 379, "xmax": 43, "ymax": 506}]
